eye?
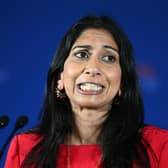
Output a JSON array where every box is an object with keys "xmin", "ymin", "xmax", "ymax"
[
  {"xmin": 102, "ymin": 55, "xmax": 117, "ymax": 63},
  {"xmin": 74, "ymin": 50, "xmax": 89, "ymax": 59}
]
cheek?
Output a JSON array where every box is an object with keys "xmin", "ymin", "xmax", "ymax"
[
  {"xmin": 63, "ymin": 61, "xmax": 80, "ymax": 77},
  {"xmin": 64, "ymin": 66, "xmax": 80, "ymax": 81},
  {"xmin": 62, "ymin": 64, "xmax": 80, "ymax": 92},
  {"xmin": 108, "ymin": 68, "xmax": 121, "ymax": 86}
]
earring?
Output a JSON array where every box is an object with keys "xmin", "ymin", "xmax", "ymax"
[{"xmin": 55, "ymin": 88, "xmax": 66, "ymax": 99}]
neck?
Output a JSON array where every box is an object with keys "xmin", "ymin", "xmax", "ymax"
[{"xmin": 70, "ymin": 107, "xmax": 108, "ymax": 145}]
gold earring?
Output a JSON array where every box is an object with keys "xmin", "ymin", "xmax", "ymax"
[{"xmin": 55, "ymin": 88, "xmax": 66, "ymax": 99}]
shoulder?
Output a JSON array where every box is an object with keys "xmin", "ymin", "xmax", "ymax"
[
  {"xmin": 141, "ymin": 125, "xmax": 168, "ymax": 167},
  {"xmin": 5, "ymin": 132, "xmax": 42, "ymax": 167},
  {"xmin": 14, "ymin": 131, "xmax": 42, "ymax": 150},
  {"xmin": 16, "ymin": 130, "xmax": 42, "ymax": 141},
  {"xmin": 8, "ymin": 131, "xmax": 42, "ymax": 156},
  {"xmin": 142, "ymin": 125, "xmax": 168, "ymax": 145}
]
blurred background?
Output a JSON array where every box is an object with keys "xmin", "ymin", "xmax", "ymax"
[{"xmin": 0, "ymin": 0, "xmax": 167, "ymax": 167}]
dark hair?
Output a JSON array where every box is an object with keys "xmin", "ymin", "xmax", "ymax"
[{"xmin": 22, "ymin": 15, "xmax": 150, "ymax": 168}]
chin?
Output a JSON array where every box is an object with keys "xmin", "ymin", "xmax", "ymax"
[{"xmin": 76, "ymin": 101, "xmax": 110, "ymax": 110}]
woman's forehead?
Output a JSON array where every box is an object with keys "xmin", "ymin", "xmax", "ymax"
[{"xmin": 72, "ymin": 28, "xmax": 118, "ymax": 51}]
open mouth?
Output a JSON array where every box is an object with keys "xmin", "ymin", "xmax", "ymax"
[{"xmin": 78, "ymin": 82, "xmax": 104, "ymax": 92}]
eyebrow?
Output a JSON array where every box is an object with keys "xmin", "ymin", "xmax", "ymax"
[
  {"xmin": 103, "ymin": 45, "xmax": 119, "ymax": 52},
  {"xmin": 72, "ymin": 45, "xmax": 119, "ymax": 53},
  {"xmin": 72, "ymin": 45, "xmax": 92, "ymax": 50}
]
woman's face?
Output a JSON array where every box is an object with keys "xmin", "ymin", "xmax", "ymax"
[{"xmin": 59, "ymin": 28, "xmax": 121, "ymax": 111}]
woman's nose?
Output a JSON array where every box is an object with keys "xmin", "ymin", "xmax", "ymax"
[
  {"xmin": 83, "ymin": 60, "xmax": 102, "ymax": 76},
  {"xmin": 84, "ymin": 68, "xmax": 101, "ymax": 76}
]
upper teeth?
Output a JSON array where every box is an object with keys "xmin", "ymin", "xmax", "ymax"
[{"xmin": 79, "ymin": 83, "xmax": 103, "ymax": 91}]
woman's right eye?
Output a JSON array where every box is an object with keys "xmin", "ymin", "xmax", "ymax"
[{"xmin": 74, "ymin": 51, "xmax": 89, "ymax": 59}]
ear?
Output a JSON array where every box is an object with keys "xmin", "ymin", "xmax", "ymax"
[{"xmin": 57, "ymin": 72, "xmax": 64, "ymax": 90}]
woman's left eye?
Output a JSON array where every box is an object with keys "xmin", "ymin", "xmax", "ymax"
[{"xmin": 102, "ymin": 55, "xmax": 116, "ymax": 63}]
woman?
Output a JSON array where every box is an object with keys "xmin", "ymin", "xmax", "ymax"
[{"xmin": 5, "ymin": 15, "xmax": 168, "ymax": 168}]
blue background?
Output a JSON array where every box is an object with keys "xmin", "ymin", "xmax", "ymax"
[{"xmin": 0, "ymin": 0, "xmax": 167, "ymax": 167}]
